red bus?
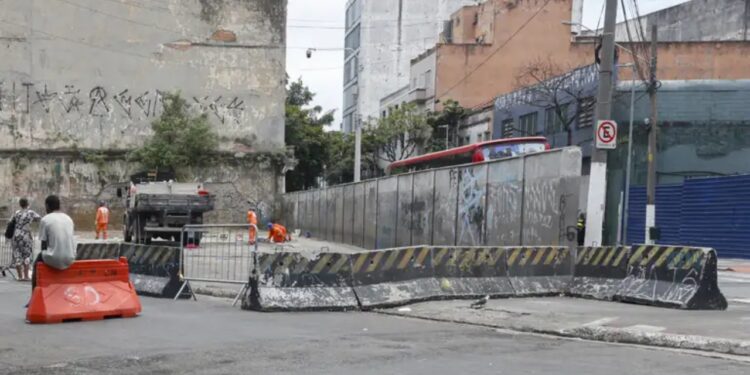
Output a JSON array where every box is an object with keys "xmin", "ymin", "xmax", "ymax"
[{"xmin": 386, "ymin": 136, "xmax": 550, "ymax": 175}]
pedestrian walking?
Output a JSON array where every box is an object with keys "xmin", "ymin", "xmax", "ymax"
[
  {"xmin": 29, "ymin": 195, "xmax": 76, "ymax": 302},
  {"xmin": 247, "ymin": 207, "xmax": 258, "ymax": 245},
  {"xmin": 10, "ymin": 198, "xmax": 41, "ymax": 281},
  {"xmin": 577, "ymin": 213, "xmax": 586, "ymax": 246},
  {"xmin": 95, "ymin": 201, "xmax": 110, "ymax": 240}
]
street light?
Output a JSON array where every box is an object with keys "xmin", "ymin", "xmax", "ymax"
[{"xmin": 305, "ymin": 47, "xmax": 357, "ymax": 58}]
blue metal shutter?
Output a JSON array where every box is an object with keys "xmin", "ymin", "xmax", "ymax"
[
  {"xmin": 680, "ymin": 175, "xmax": 750, "ymax": 259},
  {"xmin": 625, "ymin": 184, "xmax": 682, "ymax": 245}
]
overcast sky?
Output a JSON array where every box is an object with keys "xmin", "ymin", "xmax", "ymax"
[{"xmin": 286, "ymin": 0, "xmax": 691, "ymax": 131}]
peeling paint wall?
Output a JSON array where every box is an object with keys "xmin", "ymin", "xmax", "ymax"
[{"xmin": 0, "ymin": 0, "xmax": 287, "ymax": 227}]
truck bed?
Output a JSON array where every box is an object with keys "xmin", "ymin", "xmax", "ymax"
[{"xmin": 134, "ymin": 194, "xmax": 214, "ymax": 213}]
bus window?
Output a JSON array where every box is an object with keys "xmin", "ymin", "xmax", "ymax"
[{"xmin": 482, "ymin": 142, "xmax": 546, "ymax": 161}]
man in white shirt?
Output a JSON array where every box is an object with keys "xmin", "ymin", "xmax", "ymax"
[{"xmin": 29, "ymin": 195, "xmax": 76, "ymax": 298}]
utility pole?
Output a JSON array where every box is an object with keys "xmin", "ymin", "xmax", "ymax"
[
  {"xmin": 584, "ymin": 0, "xmax": 618, "ymax": 246},
  {"xmin": 645, "ymin": 24, "xmax": 659, "ymax": 244},
  {"xmin": 354, "ymin": 115, "xmax": 362, "ymax": 182}
]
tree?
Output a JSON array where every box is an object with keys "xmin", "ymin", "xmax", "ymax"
[
  {"xmin": 514, "ymin": 57, "xmax": 597, "ymax": 146},
  {"xmin": 369, "ymin": 103, "xmax": 431, "ymax": 163},
  {"xmin": 285, "ymin": 78, "xmax": 335, "ymax": 191},
  {"xmin": 131, "ymin": 93, "xmax": 218, "ymax": 171},
  {"xmin": 427, "ymin": 99, "xmax": 466, "ymax": 151}
]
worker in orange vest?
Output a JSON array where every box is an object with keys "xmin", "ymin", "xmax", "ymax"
[
  {"xmin": 95, "ymin": 201, "xmax": 110, "ymax": 240},
  {"xmin": 267, "ymin": 221, "xmax": 291, "ymax": 243},
  {"xmin": 247, "ymin": 207, "xmax": 258, "ymax": 245}
]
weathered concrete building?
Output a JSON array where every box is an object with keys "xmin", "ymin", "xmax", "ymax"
[{"xmin": 0, "ymin": 0, "xmax": 287, "ymax": 228}]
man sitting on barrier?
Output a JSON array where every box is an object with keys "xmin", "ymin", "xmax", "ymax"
[
  {"xmin": 27, "ymin": 195, "xmax": 76, "ymax": 306},
  {"xmin": 267, "ymin": 221, "xmax": 291, "ymax": 243}
]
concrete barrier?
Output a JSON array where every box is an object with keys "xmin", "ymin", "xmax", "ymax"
[
  {"xmin": 432, "ymin": 247, "xmax": 515, "ymax": 299},
  {"xmin": 350, "ymin": 247, "xmax": 439, "ymax": 309},
  {"xmin": 569, "ymin": 246, "xmax": 631, "ymax": 300},
  {"xmin": 506, "ymin": 247, "xmax": 573, "ymax": 296},
  {"xmin": 119, "ymin": 244, "xmax": 184, "ymax": 298},
  {"xmin": 615, "ymin": 246, "xmax": 728, "ymax": 310},
  {"xmin": 243, "ymin": 252, "xmax": 359, "ymax": 311},
  {"xmin": 75, "ymin": 242, "xmax": 121, "ymax": 260}
]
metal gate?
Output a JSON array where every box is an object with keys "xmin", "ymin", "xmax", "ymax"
[{"xmin": 176, "ymin": 224, "xmax": 258, "ymax": 305}]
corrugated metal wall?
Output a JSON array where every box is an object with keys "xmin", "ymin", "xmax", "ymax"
[{"xmin": 627, "ymin": 174, "xmax": 750, "ymax": 258}]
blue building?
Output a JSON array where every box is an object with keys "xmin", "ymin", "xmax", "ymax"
[{"xmin": 492, "ymin": 66, "xmax": 750, "ymax": 246}]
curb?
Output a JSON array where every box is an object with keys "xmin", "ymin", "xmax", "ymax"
[{"xmin": 376, "ymin": 310, "xmax": 750, "ymax": 357}]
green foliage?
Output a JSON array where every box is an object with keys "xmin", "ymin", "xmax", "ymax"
[
  {"xmin": 285, "ymin": 78, "xmax": 336, "ymax": 191},
  {"xmin": 131, "ymin": 93, "xmax": 219, "ymax": 171},
  {"xmin": 427, "ymin": 99, "xmax": 466, "ymax": 151},
  {"xmin": 368, "ymin": 103, "xmax": 431, "ymax": 163}
]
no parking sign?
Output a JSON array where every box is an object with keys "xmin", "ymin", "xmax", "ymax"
[{"xmin": 595, "ymin": 120, "xmax": 618, "ymax": 150}]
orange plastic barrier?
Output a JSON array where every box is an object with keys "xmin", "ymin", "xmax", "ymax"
[{"xmin": 26, "ymin": 257, "xmax": 142, "ymax": 324}]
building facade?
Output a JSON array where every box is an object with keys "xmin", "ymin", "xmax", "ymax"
[
  {"xmin": 343, "ymin": 0, "xmax": 475, "ymax": 133},
  {"xmin": 0, "ymin": 0, "xmax": 288, "ymax": 227}
]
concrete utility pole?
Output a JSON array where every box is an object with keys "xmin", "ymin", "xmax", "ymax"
[
  {"xmin": 645, "ymin": 24, "xmax": 659, "ymax": 244},
  {"xmin": 354, "ymin": 115, "xmax": 362, "ymax": 182},
  {"xmin": 584, "ymin": 0, "xmax": 618, "ymax": 246}
]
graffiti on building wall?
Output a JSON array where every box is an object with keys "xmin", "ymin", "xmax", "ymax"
[{"xmin": 0, "ymin": 80, "xmax": 246, "ymax": 124}]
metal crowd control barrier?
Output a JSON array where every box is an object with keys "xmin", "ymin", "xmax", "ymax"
[
  {"xmin": 176, "ymin": 224, "xmax": 258, "ymax": 305},
  {"xmin": 1, "ymin": 221, "xmax": 16, "ymax": 279}
]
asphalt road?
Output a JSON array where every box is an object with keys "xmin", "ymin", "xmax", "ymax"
[{"xmin": 2, "ymin": 279, "xmax": 749, "ymax": 374}]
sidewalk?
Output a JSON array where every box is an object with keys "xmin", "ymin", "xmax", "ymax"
[{"xmin": 379, "ymin": 294, "xmax": 750, "ymax": 356}]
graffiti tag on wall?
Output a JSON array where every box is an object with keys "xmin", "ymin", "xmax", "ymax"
[{"xmin": 0, "ymin": 81, "xmax": 246, "ymax": 124}]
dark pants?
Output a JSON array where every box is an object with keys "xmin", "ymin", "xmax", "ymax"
[{"xmin": 31, "ymin": 253, "xmax": 44, "ymax": 293}]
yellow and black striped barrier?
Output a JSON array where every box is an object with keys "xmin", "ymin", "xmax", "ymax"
[
  {"xmin": 431, "ymin": 247, "xmax": 514, "ymax": 299},
  {"xmin": 349, "ymin": 247, "xmax": 438, "ymax": 309},
  {"xmin": 505, "ymin": 246, "xmax": 573, "ymax": 296},
  {"xmin": 119, "ymin": 244, "xmax": 184, "ymax": 299},
  {"xmin": 615, "ymin": 245, "xmax": 727, "ymax": 310},
  {"xmin": 75, "ymin": 242, "xmax": 121, "ymax": 261},
  {"xmin": 569, "ymin": 246, "xmax": 631, "ymax": 300},
  {"xmin": 245, "ymin": 252, "xmax": 359, "ymax": 311}
]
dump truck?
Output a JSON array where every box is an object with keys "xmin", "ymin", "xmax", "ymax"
[{"xmin": 121, "ymin": 180, "xmax": 214, "ymax": 244}]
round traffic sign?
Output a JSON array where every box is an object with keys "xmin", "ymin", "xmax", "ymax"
[{"xmin": 597, "ymin": 121, "xmax": 617, "ymax": 144}]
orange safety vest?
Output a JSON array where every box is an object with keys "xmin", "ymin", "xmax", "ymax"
[
  {"xmin": 247, "ymin": 211, "xmax": 257, "ymax": 225},
  {"xmin": 269, "ymin": 224, "xmax": 288, "ymax": 243},
  {"xmin": 96, "ymin": 206, "xmax": 110, "ymax": 224}
]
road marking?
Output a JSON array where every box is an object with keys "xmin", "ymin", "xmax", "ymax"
[
  {"xmin": 622, "ymin": 325, "xmax": 666, "ymax": 333},
  {"xmin": 582, "ymin": 317, "xmax": 619, "ymax": 327},
  {"xmin": 729, "ymin": 298, "xmax": 750, "ymax": 304},
  {"xmin": 719, "ymin": 276, "xmax": 750, "ymax": 283}
]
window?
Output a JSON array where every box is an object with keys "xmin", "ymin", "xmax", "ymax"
[
  {"xmin": 344, "ymin": 56, "xmax": 358, "ymax": 84},
  {"xmin": 501, "ymin": 119, "xmax": 514, "ymax": 138},
  {"xmin": 345, "ymin": 0, "xmax": 360, "ymax": 29},
  {"xmin": 545, "ymin": 104, "xmax": 569, "ymax": 134},
  {"xmin": 382, "ymin": 110, "xmax": 387, "ymax": 118},
  {"xmin": 518, "ymin": 112, "xmax": 538, "ymax": 136},
  {"xmin": 484, "ymin": 131, "xmax": 491, "ymax": 140},
  {"xmin": 578, "ymin": 97, "xmax": 595, "ymax": 128},
  {"xmin": 345, "ymin": 25, "xmax": 360, "ymax": 58},
  {"xmin": 343, "ymin": 114, "xmax": 353, "ymax": 133}
]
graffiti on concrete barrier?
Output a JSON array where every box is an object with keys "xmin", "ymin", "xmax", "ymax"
[
  {"xmin": 0, "ymin": 80, "xmax": 247, "ymax": 124},
  {"xmin": 457, "ymin": 168, "xmax": 484, "ymax": 245}
]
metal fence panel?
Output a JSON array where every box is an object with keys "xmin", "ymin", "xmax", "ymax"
[
  {"xmin": 433, "ymin": 168, "xmax": 459, "ymax": 246},
  {"xmin": 411, "ymin": 171, "xmax": 435, "ymax": 246},
  {"xmin": 353, "ymin": 183, "xmax": 366, "ymax": 248},
  {"xmin": 343, "ymin": 184, "xmax": 355, "ymax": 245},
  {"xmin": 396, "ymin": 174, "xmax": 414, "ymax": 247},
  {"xmin": 486, "ymin": 157, "xmax": 524, "ymax": 246},
  {"xmin": 364, "ymin": 180, "xmax": 378, "ymax": 249},
  {"xmin": 376, "ymin": 176, "xmax": 398, "ymax": 249},
  {"xmin": 180, "ymin": 224, "xmax": 256, "ymax": 285},
  {"xmin": 456, "ymin": 164, "xmax": 488, "ymax": 246},
  {"xmin": 335, "ymin": 186, "xmax": 345, "ymax": 244}
]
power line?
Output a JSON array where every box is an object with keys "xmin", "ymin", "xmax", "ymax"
[
  {"xmin": 437, "ymin": 0, "xmax": 552, "ymax": 100},
  {"xmin": 53, "ymin": 0, "xmax": 182, "ymax": 35}
]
